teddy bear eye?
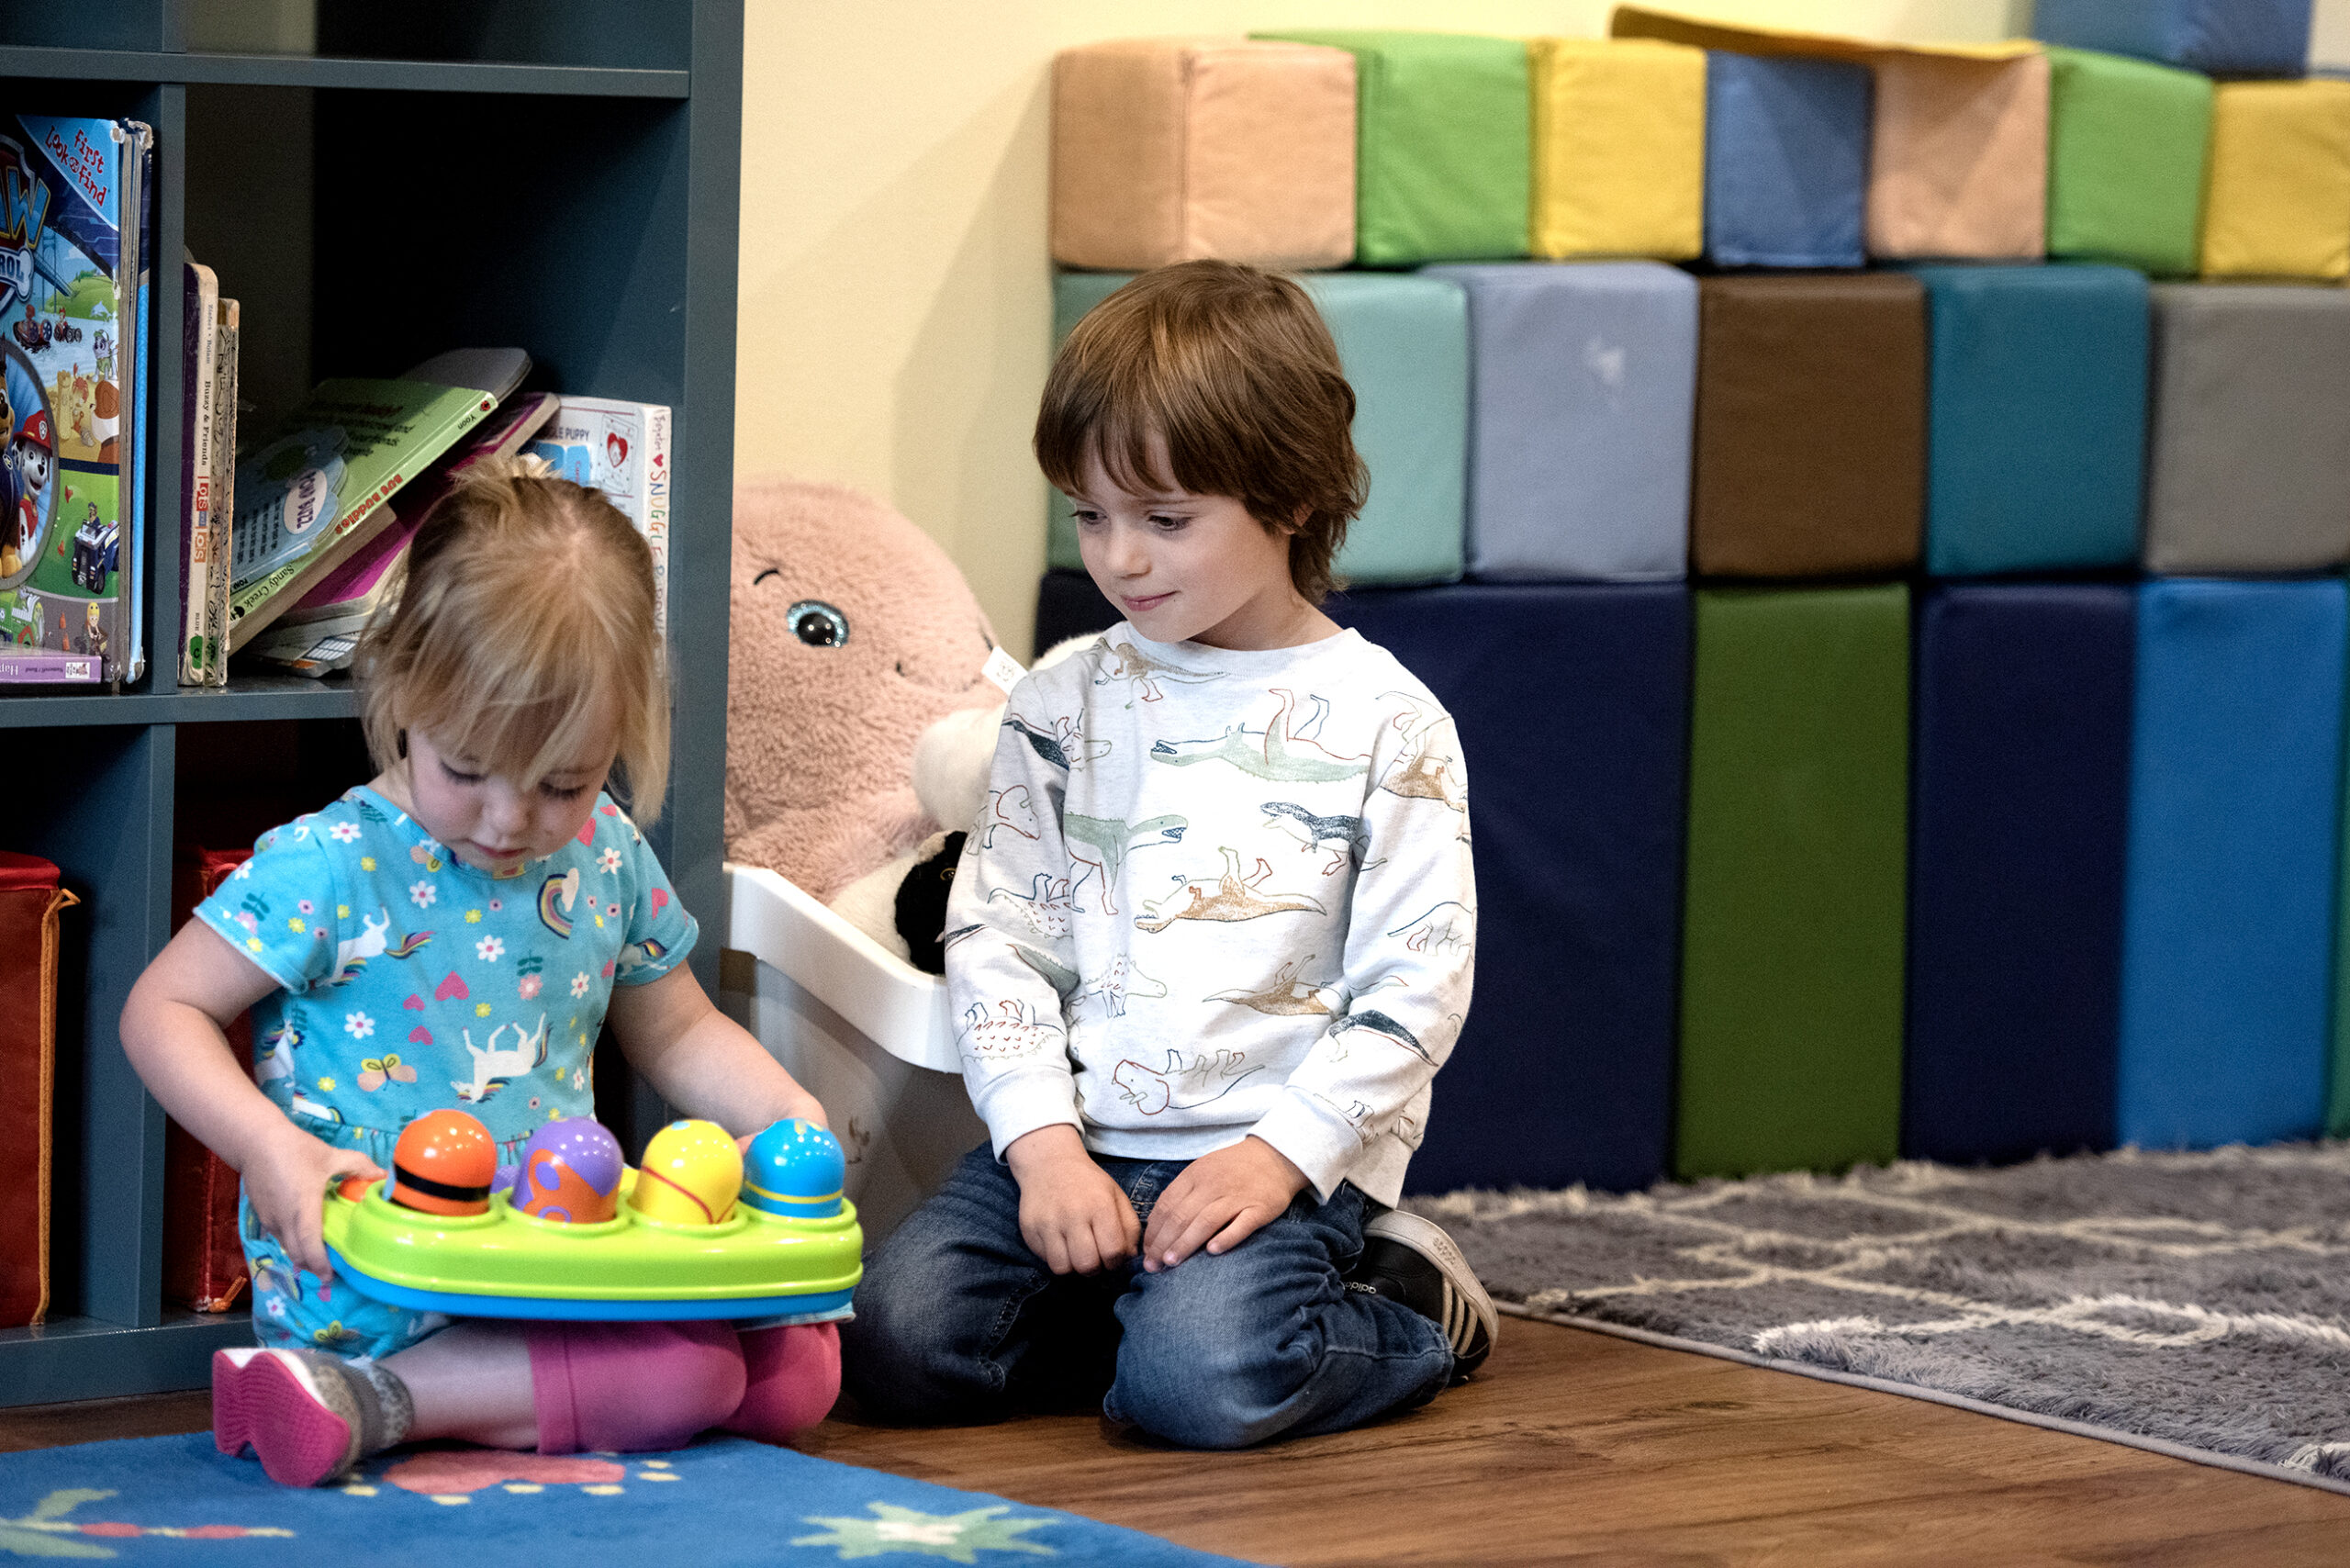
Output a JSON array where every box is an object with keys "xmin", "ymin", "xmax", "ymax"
[{"xmin": 787, "ymin": 600, "xmax": 849, "ymax": 648}]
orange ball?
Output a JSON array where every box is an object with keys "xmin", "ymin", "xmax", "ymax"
[{"xmin": 389, "ymin": 1109, "xmax": 498, "ymax": 1216}]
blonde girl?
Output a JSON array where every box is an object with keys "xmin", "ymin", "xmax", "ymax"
[{"xmin": 123, "ymin": 460, "xmax": 837, "ymax": 1486}]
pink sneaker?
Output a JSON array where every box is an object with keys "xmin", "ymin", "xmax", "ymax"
[{"xmin": 211, "ymin": 1348, "xmax": 369, "ymax": 1486}]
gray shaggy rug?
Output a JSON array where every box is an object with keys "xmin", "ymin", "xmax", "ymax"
[{"xmin": 1408, "ymin": 1141, "xmax": 2350, "ymax": 1495}]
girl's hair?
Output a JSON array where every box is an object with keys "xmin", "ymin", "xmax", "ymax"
[
  {"xmin": 1034, "ymin": 260, "xmax": 1368, "ymax": 605},
  {"xmin": 359, "ymin": 456, "xmax": 669, "ymax": 823}
]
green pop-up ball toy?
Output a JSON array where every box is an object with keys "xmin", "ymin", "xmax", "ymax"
[{"xmin": 743, "ymin": 1118, "xmax": 846, "ymax": 1219}]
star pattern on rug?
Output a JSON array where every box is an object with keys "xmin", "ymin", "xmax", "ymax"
[{"xmin": 791, "ymin": 1502, "xmax": 1059, "ymax": 1561}]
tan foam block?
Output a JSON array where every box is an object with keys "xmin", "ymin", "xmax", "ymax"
[
  {"xmin": 1051, "ymin": 38, "xmax": 1356, "ymax": 272},
  {"xmin": 1868, "ymin": 50, "xmax": 2049, "ymax": 260}
]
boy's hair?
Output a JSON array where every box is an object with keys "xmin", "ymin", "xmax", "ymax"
[
  {"xmin": 1035, "ymin": 260, "xmax": 1367, "ymax": 605},
  {"xmin": 359, "ymin": 457, "xmax": 670, "ymax": 823}
]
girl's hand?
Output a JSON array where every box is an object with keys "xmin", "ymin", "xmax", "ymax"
[
  {"xmin": 1140, "ymin": 1137, "xmax": 1308, "ymax": 1272},
  {"xmin": 1005, "ymin": 1125, "xmax": 1139, "ymax": 1275},
  {"xmin": 242, "ymin": 1124, "xmax": 385, "ymax": 1282}
]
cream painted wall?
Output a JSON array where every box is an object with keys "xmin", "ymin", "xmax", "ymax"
[{"xmin": 734, "ymin": 0, "xmax": 2339, "ymax": 655}]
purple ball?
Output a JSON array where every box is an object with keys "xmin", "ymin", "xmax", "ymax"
[{"xmin": 512, "ymin": 1118, "xmax": 625, "ymax": 1224}]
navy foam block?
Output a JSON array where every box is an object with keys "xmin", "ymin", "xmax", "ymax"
[
  {"xmin": 1906, "ymin": 583, "xmax": 2134, "ymax": 1165},
  {"xmin": 1704, "ymin": 51, "xmax": 1872, "ymax": 269},
  {"xmin": 2120, "ymin": 578, "xmax": 2345, "ymax": 1150},
  {"xmin": 1913, "ymin": 264, "xmax": 2148, "ymax": 577},
  {"xmin": 1326, "ymin": 583, "xmax": 1690, "ymax": 1194},
  {"xmin": 1421, "ymin": 261, "xmax": 1695, "ymax": 582},
  {"xmin": 2033, "ymin": 0, "xmax": 2312, "ymax": 76}
]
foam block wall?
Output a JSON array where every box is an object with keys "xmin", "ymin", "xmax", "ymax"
[
  {"xmin": 1252, "ymin": 29, "xmax": 1529, "ymax": 266},
  {"xmin": 2119, "ymin": 578, "xmax": 2344, "ymax": 1150},
  {"xmin": 2033, "ymin": 0, "xmax": 2314, "ymax": 76},
  {"xmin": 1328, "ymin": 584, "xmax": 1690, "ymax": 1195},
  {"xmin": 1702, "ymin": 51, "xmax": 1872, "ymax": 268},
  {"xmin": 1049, "ymin": 39, "xmax": 1357, "ymax": 273},
  {"xmin": 1914, "ymin": 263, "xmax": 2147, "ymax": 577},
  {"xmin": 2199, "ymin": 79, "xmax": 2350, "ymax": 282},
  {"xmin": 1905, "ymin": 583, "xmax": 2134, "ymax": 1165},
  {"xmin": 2042, "ymin": 48, "xmax": 2212, "ymax": 276},
  {"xmin": 1690, "ymin": 274, "xmax": 1926, "ymax": 578},
  {"xmin": 1423, "ymin": 261, "xmax": 1694, "ymax": 582},
  {"xmin": 1046, "ymin": 270, "xmax": 1468, "ymax": 586},
  {"xmin": 1678, "ymin": 584, "xmax": 1909, "ymax": 1179},
  {"xmin": 1527, "ymin": 37, "xmax": 1706, "ymax": 261},
  {"xmin": 1866, "ymin": 50, "xmax": 2049, "ymax": 260},
  {"xmin": 2143, "ymin": 284, "xmax": 2350, "ymax": 574}
]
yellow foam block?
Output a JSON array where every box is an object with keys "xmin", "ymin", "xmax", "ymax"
[
  {"xmin": 2200, "ymin": 79, "xmax": 2350, "ymax": 282},
  {"xmin": 1050, "ymin": 37, "xmax": 1358, "ymax": 272},
  {"xmin": 1529, "ymin": 38, "xmax": 1706, "ymax": 261}
]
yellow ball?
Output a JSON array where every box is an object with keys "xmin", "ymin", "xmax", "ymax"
[{"xmin": 629, "ymin": 1119, "xmax": 744, "ymax": 1226}]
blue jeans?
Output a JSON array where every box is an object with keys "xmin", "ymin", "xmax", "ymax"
[{"xmin": 841, "ymin": 1144, "xmax": 1454, "ymax": 1449}]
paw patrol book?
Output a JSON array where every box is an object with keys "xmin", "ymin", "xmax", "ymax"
[
  {"xmin": 0, "ymin": 114, "xmax": 151, "ymax": 687},
  {"xmin": 525, "ymin": 396, "xmax": 671, "ymax": 634},
  {"xmin": 225, "ymin": 374, "xmax": 494, "ymax": 651}
]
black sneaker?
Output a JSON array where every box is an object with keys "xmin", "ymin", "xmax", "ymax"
[{"xmin": 1350, "ymin": 1208, "xmax": 1498, "ymax": 1381}]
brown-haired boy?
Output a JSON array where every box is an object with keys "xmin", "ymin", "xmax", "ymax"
[{"xmin": 843, "ymin": 262, "xmax": 1494, "ymax": 1447}]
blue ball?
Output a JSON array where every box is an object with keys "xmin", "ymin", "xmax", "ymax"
[{"xmin": 742, "ymin": 1118, "xmax": 846, "ymax": 1219}]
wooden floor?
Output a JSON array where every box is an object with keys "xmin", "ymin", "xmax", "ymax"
[{"xmin": 7, "ymin": 1320, "xmax": 2347, "ymax": 1565}]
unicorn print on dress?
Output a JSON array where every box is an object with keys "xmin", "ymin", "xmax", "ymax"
[
  {"xmin": 616, "ymin": 937, "xmax": 667, "ymax": 978},
  {"xmin": 1064, "ymin": 812, "xmax": 1187, "ymax": 915},
  {"xmin": 1112, "ymin": 1047, "xmax": 1262, "ymax": 1114},
  {"xmin": 256, "ymin": 1022, "xmax": 300, "ymax": 1084},
  {"xmin": 452, "ymin": 1014, "xmax": 551, "ymax": 1104},
  {"xmin": 328, "ymin": 909, "xmax": 432, "ymax": 984},
  {"xmin": 957, "ymin": 999, "xmax": 1063, "ymax": 1058},
  {"xmin": 1149, "ymin": 689, "xmax": 1371, "ymax": 783},
  {"xmin": 1135, "ymin": 847, "xmax": 1326, "ymax": 933},
  {"xmin": 1260, "ymin": 802, "xmax": 1367, "ymax": 874}
]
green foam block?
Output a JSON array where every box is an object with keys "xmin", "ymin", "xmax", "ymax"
[
  {"xmin": 1677, "ymin": 584, "xmax": 1910, "ymax": 1179},
  {"xmin": 2045, "ymin": 47, "xmax": 2211, "ymax": 277},
  {"xmin": 1253, "ymin": 28, "xmax": 1530, "ymax": 265},
  {"xmin": 1046, "ymin": 270, "xmax": 1467, "ymax": 587}
]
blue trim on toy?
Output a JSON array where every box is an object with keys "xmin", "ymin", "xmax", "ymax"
[{"xmin": 327, "ymin": 1247, "xmax": 855, "ymax": 1323}]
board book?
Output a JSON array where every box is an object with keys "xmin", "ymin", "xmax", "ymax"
[
  {"xmin": 250, "ymin": 387, "xmax": 558, "ymax": 676},
  {"xmin": 177, "ymin": 260, "xmax": 218, "ymax": 685},
  {"xmin": 526, "ymin": 396, "xmax": 672, "ymax": 633},
  {"xmin": 0, "ymin": 113, "xmax": 151, "ymax": 687},
  {"xmin": 225, "ymin": 375, "xmax": 494, "ymax": 651}
]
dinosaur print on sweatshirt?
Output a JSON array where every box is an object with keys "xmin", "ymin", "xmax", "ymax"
[
  {"xmin": 1148, "ymin": 689, "xmax": 1371, "ymax": 783},
  {"xmin": 1112, "ymin": 1047, "xmax": 1263, "ymax": 1114},
  {"xmin": 1065, "ymin": 811, "xmax": 1188, "ymax": 914},
  {"xmin": 1133, "ymin": 847, "xmax": 1327, "ymax": 933},
  {"xmin": 1091, "ymin": 641, "xmax": 1226, "ymax": 703},
  {"xmin": 1260, "ymin": 801, "xmax": 1368, "ymax": 875}
]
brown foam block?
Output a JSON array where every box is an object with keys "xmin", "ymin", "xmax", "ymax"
[{"xmin": 1691, "ymin": 274, "xmax": 1926, "ymax": 578}]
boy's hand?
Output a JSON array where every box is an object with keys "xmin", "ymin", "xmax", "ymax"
[
  {"xmin": 1142, "ymin": 1137, "xmax": 1308, "ymax": 1271},
  {"xmin": 1005, "ymin": 1125, "xmax": 1140, "ymax": 1275},
  {"xmin": 243, "ymin": 1124, "xmax": 385, "ymax": 1282}
]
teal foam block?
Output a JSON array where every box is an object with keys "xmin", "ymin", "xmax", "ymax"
[
  {"xmin": 1046, "ymin": 271, "xmax": 1468, "ymax": 586},
  {"xmin": 2120, "ymin": 578, "xmax": 2345, "ymax": 1150},
  {"xmin": 1912, "ymin": 263, "xmax": 2149, "ymax": 577}
]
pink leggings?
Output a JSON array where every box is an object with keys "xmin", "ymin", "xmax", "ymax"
[{"xmin": 524, "ymin": 1320, "xmax": 840, "ymax": 1454}]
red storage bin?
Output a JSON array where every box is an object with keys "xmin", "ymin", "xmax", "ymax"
[
  {"xmin": 0, "ymin": 852, "xmax": 76, "ymax": 1328},
  {"xmin": 163, "ymin": 846, "xmax": 252, "ymax": 1313}
]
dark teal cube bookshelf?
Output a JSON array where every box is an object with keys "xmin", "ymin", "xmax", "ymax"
[{"xmin": 0, "ymin": 0, "xmax": 743, "ymax": 1406}]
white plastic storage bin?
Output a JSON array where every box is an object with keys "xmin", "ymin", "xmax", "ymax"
[{"xmin": 720, "ymin": 863, "xmax": 985, "ymax": 1244}]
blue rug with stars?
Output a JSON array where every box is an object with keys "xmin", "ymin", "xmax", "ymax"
[{"xmin": 0, "ymin": 1433, "xmax": 1261, "ymax": 1565}]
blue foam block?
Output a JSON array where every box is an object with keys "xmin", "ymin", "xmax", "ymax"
[
  {"xmin": 2033, "ymin": 0, "xmax": 2312, "ymax": 76},
  {"xmin": 1906, "ymin": 583, "xmax": 2134, "ymax": 1164},
  {"xmin": 1913, "ymin": 264, "xmax": 2148, "ymax": 577},
  {"xmin": 1326, "ymin": 582, "xmax": 1690, "ymax": 1193},
  {"xmin": 1704, "ymin": 51, "xmax": 1873, "ymax": 269},
  {"xmin": 1421, "ymin": 262, "xmax": 1695, "ymax": 582},
  {"xmin": 2119, "ymin": 578, "xmax": 2344, "ymax": 1149}
]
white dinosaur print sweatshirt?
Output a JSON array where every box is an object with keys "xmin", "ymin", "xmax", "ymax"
[{"xmin": 943, "ymin": 624, "xmax": 1477, "ymax": 1206}]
